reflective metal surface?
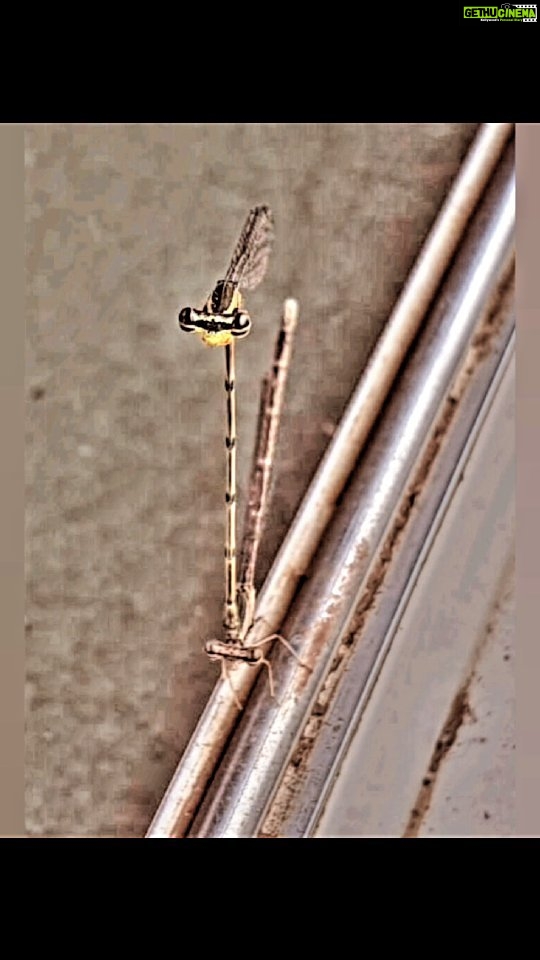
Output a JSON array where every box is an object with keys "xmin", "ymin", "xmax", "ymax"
[
  {"xmin": 270, "ymin": 327, "xmax": 514, "ymax": 836},
  {"xmin": 314, "ymin": 349, "xmax": 515, "ymax": 838},
  {"xmin": 191, "ymin": 143, "xmax": 515, "ymax": 838}
]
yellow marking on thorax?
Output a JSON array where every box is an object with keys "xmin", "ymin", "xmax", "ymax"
[
  {"xmin": 198, "ymin": 329, "xmax": 235, "ymax": 347},
  {"xmin": 198, "ymin": 288, "xmax": 245, "ymax": 347}
]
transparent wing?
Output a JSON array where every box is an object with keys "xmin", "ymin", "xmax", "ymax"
[{"xmin": 224, "ymin": 205, "xmax": 275, "ymax": 291}]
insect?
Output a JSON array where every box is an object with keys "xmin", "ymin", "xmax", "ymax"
[
  {"xmin": 178, "ymin": 205, "xmax": 274, "ymax": 348},
  {"xmin": 178, "ymin": 206, "xmax": 309, "ymax": 706}
]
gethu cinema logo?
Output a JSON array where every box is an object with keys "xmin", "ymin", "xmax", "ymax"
[{"xmin": 464, "ymin": 5, "xmax": 537, "ymax": 16}]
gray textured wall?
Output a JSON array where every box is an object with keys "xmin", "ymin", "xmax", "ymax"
[{"xmin": 25, "ymin": 123, "xmax": 478, "ymax": 837}]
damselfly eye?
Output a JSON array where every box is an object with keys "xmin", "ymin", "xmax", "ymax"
[
  {"xmin": 179, "ymin": 307, "xmax": 194, "ymax": 331},
  {"xmin": 232, "ymin": 313, "xmax": 251, "ymax": 338}
]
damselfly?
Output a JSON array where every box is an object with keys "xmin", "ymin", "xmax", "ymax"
[{"xmin": 178, "ymin": 206, "xmax": 308, "ymax": 705}]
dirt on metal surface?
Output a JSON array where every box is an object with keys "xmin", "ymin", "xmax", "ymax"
[
  {"xmin": 260, "ymin": 262, "xmax": 514, "ymax": 839},
  {"xmin": 403, "ymin": 686, "xmax": 473, "ymax": 838},
  {"xmin": 403, "ymin": 556, "xmax": 514, "ymax": 838}
]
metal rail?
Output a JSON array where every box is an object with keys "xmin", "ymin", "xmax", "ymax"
[
  {"xmin": 190, "ymin": 141, "xmax": 515, "ymax": 838},
  {"xmin": 269, "ymin": 323, "xmax": 515, "ymax": 837}
]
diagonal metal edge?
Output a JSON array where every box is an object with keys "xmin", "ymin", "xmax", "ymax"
[
  {"xmin": 270, "ymin": 316, "xmax": 515, "ymax": 837},
  {"xmin": 191, "ymin": 143, "xmax": 515, "ymax": 838}
]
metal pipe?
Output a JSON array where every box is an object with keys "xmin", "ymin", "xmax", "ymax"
[
  {"xmin": 270, "ymin": 317, "xmax": 515, "ymax": 837},
  {"xmin": 191, "ymin": 142, "xmax": 515, "ymax": 838},
  {"xmin": 146, "ymin": 122, "xmax": 513, "ymax": 839}
]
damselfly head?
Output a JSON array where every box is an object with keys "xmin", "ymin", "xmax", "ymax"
[
  {"xmin": 179, "ymin": 307, "xmax": 252, "ymax": 347},
  {"xmin": 197, "ymin": 312, "xmax": 252, "ymax": 347}
]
